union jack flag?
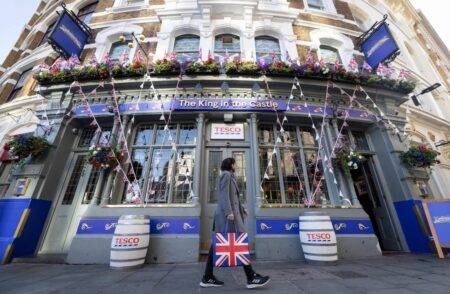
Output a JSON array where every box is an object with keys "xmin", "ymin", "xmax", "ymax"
[{"xmin": 213, "ymin": 232, "xmax": 250, "ymax": 267}]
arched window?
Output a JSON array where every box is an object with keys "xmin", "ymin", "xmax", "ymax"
[
  {"xmin": 174, "ymin": 34, "xmax": 200, "ymax": 63},
  {"xmin": 255, "ymin": 36, "xmax": 281, "ymax": 63},
  {"xmin": 109, "ymin": 39, "xmax": 132, "ymax": 61},
  {"xmin": 77, "ymin": 1, "xmax": 99, "ymax": 24},
  {"xmin": 319, "ymin": 45, "xmax": 341, "ymax": 64},
  {"xmin": 214, "ymin": 34, "xmax": 240, "ymax": 60}
]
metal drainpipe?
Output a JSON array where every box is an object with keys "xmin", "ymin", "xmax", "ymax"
[{"xmin": 192, "ymin": 113, "xmax": 205, "ymax": 205}]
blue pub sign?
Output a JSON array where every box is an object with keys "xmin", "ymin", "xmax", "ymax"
[
  {"xmin": 48, "ymin": 9, "xmax": 90, "ymax": 58},
  {"xmin": 360, "ymin": 22, "xmax": 400, "ymax": 69}
]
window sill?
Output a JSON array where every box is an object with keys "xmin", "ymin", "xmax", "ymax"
[
  {"xmin": 260, "ymin": 203, "xmax": 360, "ymax": 209},
  {"xmin": 106, "ymin": 4, "xmax": 151, "ymax": 14}
]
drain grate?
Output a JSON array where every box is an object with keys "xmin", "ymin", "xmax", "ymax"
[{"xmin": 329, "ymin": 270, "xmax": 368, "ymax": 279}]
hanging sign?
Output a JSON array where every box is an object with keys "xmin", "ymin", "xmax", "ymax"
[
  {"xmin": 422, "ymin": 200, "xmax": 450, "ymax": 258},
  {"xmin": 359, "ymin": 18, "xmax": 400, "ymax": 69},
  {"xmin": 48, "ymin": 6, "xmax": 91, "ymax": 58},
  {"xmin": 211, "ymin": 123, "xmax": 245, "ymax": 140}
]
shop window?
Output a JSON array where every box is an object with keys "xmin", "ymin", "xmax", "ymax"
[
  {"xmin": 7, "ymin": 68, "xmax": 33, "ymax": 102},
  {"xmin": 77, "ymin": 1, "xmax": 98, "ymax": 24},
  {"xmin": 81, "ymin": 166, "xmax": 102, "ymax": 204},
  {"xmin": 259, "ymin": 124, "xmax": 329, "ymax": 205},
  {"xmin": 214, "ymin": 34, "xmax": 240, "ymax": 61},
  {"xmin": 109, "ymin": 40, "xmax": 132, "ymax": 61},
  {"xmin": 174, "ymin": 34, "xmax": 200, "ymax": 63},
  {"xmin": 319, "ymin": 45, "xmax": 341, "ymax": 64},
  {"xmin": 39, "ymin": 21, "xmax": 56, "ymax": 47},
  {"xmin": 255, "ymin": 36, "xmax": 281, "ymax": 63},
  {"xmin": 122, "ymin": 123, "xmax": 197, "ymax": 205},
  {"xmin": 77, "ymin": 127, "xmax": 112, "ymax": 148},
  {"xmin": 352, "ymin": 131, "xmax": 370, "ymax": 151}
]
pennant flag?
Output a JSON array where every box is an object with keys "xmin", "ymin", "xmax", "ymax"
[{"xmin": 264, "ymin": 173, "xmax": 270, "ymax": 180}]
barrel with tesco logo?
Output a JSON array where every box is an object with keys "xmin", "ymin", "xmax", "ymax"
[
  {"xmin": 299, "ymin": 212, "xmax": 337, "ymax": 262},
  {"xmin": 110, "ymin": 215, "xmax": 150, "ymax": 269}
]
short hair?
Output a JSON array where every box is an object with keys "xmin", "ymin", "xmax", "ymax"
[{"xmin": 221, "ymin": 157, "xmax": 235, "ymax": 171}]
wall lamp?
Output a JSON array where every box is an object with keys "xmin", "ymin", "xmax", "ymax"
[
  {"xmin": 410, "ymin": 83, "xmax": 441, "ymax": 106},
  {"xmin": 435, "ymin": 140, "xmax": 450, "ymax": 148}
]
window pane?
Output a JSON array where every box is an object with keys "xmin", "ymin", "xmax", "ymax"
[
  {"xmin": 300, "ymin": 128, "xmax": 317, "ymax": 148},
  {"xmin": 78, "ymin": 128, "xmax": 96, "ymax": 147},
  {"xmin": 146, "ymin": 149, "xmax": 174, "ymax": 203},
  {"xmin": 232, "ymin": 151, "xmax": 247, "ymax": 204},
  {"xmin": 82, "ymin": 167, "xmax": 101, "ymax": 204},
  {"xmin": 178, "ymin": 124, "xmax": 197, "ymax": 145},
  {"xmin": 134, "ymin": 125, "xmax": 154, "ymax": 146},
  {"xmin": 109, "ymin": 42, "xmax": 131, "ymax": 60},
  {"xmin": 279, "ymin": 125, "xmax": 298, "ymax": 146},
  {"xmin": 280, "ymin": 149, "xmax": 306, "ymax": 204},
  {"xmin": 172, "ymin": 149, "xmax": 195, "ymax": 203},
  {"xmin": 98, "ymin": 128, "xmax": 112, "ymax": 146},
  {"xmin": 260, "ymin": 148, "xmax": 281, "ymax": 204},
  {"xmin": 40, "ymin": 22, "xmax": 56, "ymax": 46},
  {"xmin": 131, "ymin": 149, "xmax": 148, "ymax": 184},
  {"xmin": 78, "ymin": 1, "xmax": 98, "ymax": 24},
  {"xmin": 208, "ymin": 151, "xmax": 223, "ymax": 203},
  {"xmin": 308, "ymin": 0, "xmax": 324, "ymax": 9},
  {"xmin": 353, "ymin": 131, "xmax": 370, "ymax": 151},
  {"xmin": 174, "ymin": 35, "xmax": 199, "ymax": 53},
  {"xmin": 258, "ymin": 125, "xmax": 274, "ymax": 145},
  {"xmin": 320, "ymin": 45, "xmax": 340, "ymax": 63},
  {"xmin": 155, "ymin": 125, "xmax": 176, "ymax": 145},
  {"xmin": 62, "ymin": 156, "xmax": 86, "ymax": 205},
  {"xmin": 255, "ymin": 36, "xmax": 281, "ymax": 63},
  {"xmin": 304, "ymin": 150, "xmax": 329, "ymax": 205},
  {"xmin": 215, "ymin": 34, "xmax": 240, "ymax": 53}
]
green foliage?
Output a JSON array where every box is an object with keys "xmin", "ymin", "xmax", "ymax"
[{"xmin": 400, "ymin": 144, "xmax": 440, "ymax": 168}]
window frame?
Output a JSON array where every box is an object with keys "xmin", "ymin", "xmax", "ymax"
[
  {"xmin": 255, "ymin": 36, "xmax": 282, "ymax": 63},
  {"xmin": 7, "ymin": 68, "xmax": 33, "ymax": 102},
  {"xmin": 214, "ymin": 34, "xmax": 241, "ymax": 60},
  {"xmin": 77, "ymin": 1, "xmax": 99, "ymax": 24},
  {"xmin": 318, "ymin": 44, "xmax": 342, "ymax": 64},
  {"xmin": 173, "ymin": 34, "xmax": 200, "ymax": 63}
]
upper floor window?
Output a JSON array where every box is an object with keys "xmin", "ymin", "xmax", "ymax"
[
  {"xmin": 7, "ymin": 68, "xmax": 33, "ymax": 102},
  {"xmin": 39, "ymin": 21, "xmax": 56, "ymax": 47},
  {"xmin": 255, "ymin": 36, "xmax": 281, "ymax": 63},
  {"xmin": 307, "ymin": 0, "xmax": 325, "ymax": 10},
  {"xmin": 109, "ymin": 39, "xmax": 132, "ymax": 61},
  {"xmin": 214, "ymin": 34, "xmax": 240, "ymax": 60},
  {"xmin": 174, "ymin": 34, "xmax": 200, "ymax": 63},
  {"xmin": 319, "ymin": 45, "xmax": 341, "ymax": 64},
  {"xmin": 77, "ymin": 1, "xmax": 99, "ymax": 24}
]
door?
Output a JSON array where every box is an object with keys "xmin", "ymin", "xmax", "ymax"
[
  {"xmin": 200, "ymin": 148, "xmax": 254, "ymax": 253},
  {"xmin": 351, "ymin": 159, "xmax": 402, "ymax": 251},
  {"xmin": 41, "ymin": 154, "xmax": 101, "ymax": 254}
]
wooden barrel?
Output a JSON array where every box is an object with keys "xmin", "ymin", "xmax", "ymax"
[
  {"xmin": 110, "ymin": 215, "xmax": 150, "ymax": 269},
  {"xmin": 299, "ymin": 212, "xmax": 338, "ymax": 262}
]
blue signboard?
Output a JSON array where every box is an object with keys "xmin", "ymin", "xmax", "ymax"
[
  {"xmin": 49, "ymin": 10, "xmax": 90, "ymax": 58},
  {"xmin": 360, "ymin": 22, "xmax": 399, "ymax": 69},
  {"xmin": 76, "ymin": 218, "xmax": 200, "ymax": 235},
  {"xmin": 255, "ymin": 218, "xmax": 374, "ymax": 235},
  {"xmin": 426, "ymin": 202, "xmax": 450, "ymax": 247},
  {"xmin": 74, "ymin": 99, "xmax": 375, "ymax": 122}
]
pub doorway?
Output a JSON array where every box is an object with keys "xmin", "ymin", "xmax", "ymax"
[{"xmin": 350, "ymin": 157, "xmax": 402, "ymax": 251}]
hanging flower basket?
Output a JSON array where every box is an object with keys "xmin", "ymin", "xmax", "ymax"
[
  {"xmin": 400, "ymin": 144, "xmax": 440, "ymax": 169},
  {"xmin": 332, "ymin": 146, "xmax": 365, "ymax": 176},
  {"xmin": 4, "ymin": 135, "xmax": 51, "ymax": 165},
  {"xmin": 87, "ymin": 145, "xmax": 123, "ymax": 170}
]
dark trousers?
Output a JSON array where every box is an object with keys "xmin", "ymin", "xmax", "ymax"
[{"xmin": 204, "ymin": 244, "xmax": 255, "ymax": 280}]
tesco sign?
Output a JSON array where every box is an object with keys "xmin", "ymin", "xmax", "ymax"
[{"xmin": 211, "ymin": 123, "xmax": 245, "ymax": 140}]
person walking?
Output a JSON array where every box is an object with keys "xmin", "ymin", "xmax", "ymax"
[{"xmin": 200, "ymin": 157, "xmax": 270, "ymax": 289}]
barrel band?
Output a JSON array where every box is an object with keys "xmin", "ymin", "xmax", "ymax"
[
  {"xmin": 301, "ymin": 242, "xmax": 337, "ymax": 247},
  {"xmin": 303, "ymin": 252, "xmax": 338, "ymax": 257},
  {"xmin": 299, "ymin": 229, "xmax": 333, "ymax": 232},
  {"xmin": 111, "ymin": 246, "xmax": 149, "ymax": 251},
  {"xmin": 117, "ymin": 222, "xmax": 150, "ymax": 226},
  {"xmin": 113, "ymin": 232, "xmax": 149, "ymax": 236},
  {"xmin": 110, "ymin": 257, "xmax": 146, "ymax": 263}
]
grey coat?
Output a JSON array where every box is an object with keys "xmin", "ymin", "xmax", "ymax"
[{"xmin": 213, "ymin": 170, "xmax": 246, "ymax": 233}]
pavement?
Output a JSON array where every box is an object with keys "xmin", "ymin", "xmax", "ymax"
[{"xmin": 1, "ymin": 254, "xmax": 450, "ymax": 294}]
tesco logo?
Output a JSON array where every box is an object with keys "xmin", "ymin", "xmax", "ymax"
[
  {"xmin": 306, "ymin": 232, "xmax": 332, "ymax": 242},
  {"xmin": 213, "ymin": 126, "xmax": 242, "ymax": 134},
  {"xmin": 114, "ymin": 237, "xmax": 140, "ymax": 247}
]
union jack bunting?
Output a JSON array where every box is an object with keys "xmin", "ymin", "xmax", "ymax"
[{"xmin": 213, "ymin": 232, "xmax": 250, "ymax": 267}]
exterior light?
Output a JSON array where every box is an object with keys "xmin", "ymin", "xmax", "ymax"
[
  {"xmin": 139, "ymin": 34, "xmax": 146, "ymax": 42},
  {"xmin": 119, "ymin": 35, "xmax": 126, "ymax": 42},
  {"xmin": 410, "ymin": 83, "xmax": 441, "ymax": 106},
  {"xmin": 128, "ymin": 42, "xmax": 134, "ymax": 48}
]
